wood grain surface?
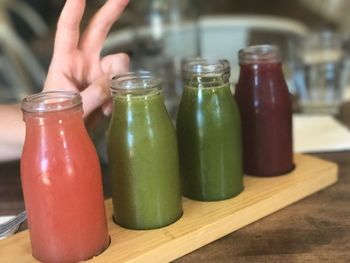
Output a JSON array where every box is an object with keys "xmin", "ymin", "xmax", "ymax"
[{"xmin": 0, "ymin": 154, "xmax": 338, "ymax": 262}]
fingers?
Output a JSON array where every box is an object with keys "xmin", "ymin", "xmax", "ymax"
[
  {"xmin": 80, "ymin": 75, "xmax": 110, "ymax": 117},
  {"xmin": 101, "ymin": 53, "xmax": 130, "ymax": 78},
  {"xmin": 53, "ymin": 0, "xmax": 86, "ymax": 56},
  {"xmin": 82, "ymin": 53, "xmax": 129, "ymax": 117},
  {"xmin": 99, "ymin": 53, "xmax": 129, "ymax": 116},
  {"xmin": 79, "ymin": 0, "xmax": 129, "ymax": 53}
]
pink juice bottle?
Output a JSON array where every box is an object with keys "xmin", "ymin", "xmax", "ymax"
[{"xmin": 21, "ymin": 91, "xmax": 109, "ymax": 262}]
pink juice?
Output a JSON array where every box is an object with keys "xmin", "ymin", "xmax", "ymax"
[{"xmin": 21, "ymin": 92, "xmax": 109, "ymax": 262}]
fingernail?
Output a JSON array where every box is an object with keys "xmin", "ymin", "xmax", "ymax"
[{"xmin": 102, "ymin": 104, "xmax": 112, "ymax": 116}]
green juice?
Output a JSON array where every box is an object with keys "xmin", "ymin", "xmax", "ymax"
[
  {"xmin": 108, "ymin": 91, "xmax": 182, "ymax": 229},
  {"xmin": 177, "ymin": 82, "xmax": 243, "ymax": 201}
]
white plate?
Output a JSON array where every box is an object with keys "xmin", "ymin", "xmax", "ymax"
[{"xmin": 0, "ymin": 216, "xmax": 18, "ymax": 240}]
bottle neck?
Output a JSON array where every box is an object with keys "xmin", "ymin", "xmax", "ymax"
[
  {"xmin": 22, "ymin": 91, "xmax": 84, "ymax": 126},
  {"xmin": 112, "ymin": 87, "xmax": 162, "ymax": 101},
  {"xmin": 238, "ymin": 45, "xmax": 282, "ymax": 64},
  {"xmin": 112, "ymin": 90, "xmax": 168, "ymax": 120},
  {"xmin": 239, "ymin": 62, "xmax": 284, "ymax": 75},
  {"xmin": 22, "ymin": 91, "xmax": 82, "ymax": 113},
  {"xmin": 24, "ymin": 107, "xmax": 83, "ymax": 125},
  {"xmin": 182, "ymin": 58, "xmax": 230, "ymax": 88},
  {"xmin": 237, "ymin": 62, "xmax": 289, "ymax": 95},
  {"xmin": 185, "ymin": 76, "xmax": 229, "ymax": 89},
  {"xmin": 184, "ymin": 74, "xmax": 229, "ymax": 89}
]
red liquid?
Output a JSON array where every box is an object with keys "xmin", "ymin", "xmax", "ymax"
[
  {"xmin": 21, "ymin": 109, "xmax": 109, "ymax": 263},
  {"xmin": 235, "ymin": 63, "xmax": 294, "ymax": 176}
]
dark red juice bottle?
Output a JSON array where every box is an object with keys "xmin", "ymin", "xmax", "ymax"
[{"xmin": 235, "ymin": 45, "xmax": 294, "ymax": 176}]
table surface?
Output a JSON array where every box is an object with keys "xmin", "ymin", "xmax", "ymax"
[{"xmin": 1, "ymin": 103, "xmax": 350, "ymax": 263}]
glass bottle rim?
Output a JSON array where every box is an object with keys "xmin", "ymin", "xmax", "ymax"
[
  {"xmin": 21, "ymin": 91, "xmax": 82, "ymax": 113},
  {"xmin": 238, "ymin": 44, "xmax": 282, "ymax": 64},
  {"xmin": 183, "ymin": 58, "xmax": 230, "ymax": 77},
  {"xmin": 110, "ymin": 71, "xmax": 162, "ymax": 95}
]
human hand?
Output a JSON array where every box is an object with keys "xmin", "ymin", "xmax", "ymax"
[{"xmin": 43, "ymin": 0, "xmax": 130, "ymax": 117}]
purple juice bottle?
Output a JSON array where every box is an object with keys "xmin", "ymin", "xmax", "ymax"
[{"xmin": 235, "ymin": 45, "xmax": 294, "ymax": 176}]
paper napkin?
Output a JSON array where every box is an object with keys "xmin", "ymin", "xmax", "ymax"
[{"xmin": 293, "ymin": 114, "xmax": 350, "ymax": 153}]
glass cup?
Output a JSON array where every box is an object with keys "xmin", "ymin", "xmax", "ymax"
[{"xmin": 295, "ymin": 31, "xmax": 347, "ymax": 114}]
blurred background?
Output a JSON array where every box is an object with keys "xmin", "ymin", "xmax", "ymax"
[
  {"xmin": 2, "ymin": 0, "xmax": 350, "ymax": 248},
  {"xmin": 1, "ymin": 0, "xmax": 350, "ymax": 115},
  {"xmin": 3, "ymin": 0, "xmax": 350, "ymax": 163}
]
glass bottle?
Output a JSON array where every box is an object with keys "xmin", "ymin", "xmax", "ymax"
[
  {"xmin": 297, "ymin": 30, "xmax": 346, "ymax": 114},
  {"xmin": 21, "ymin": 91, "xmax": 109, "ymax": 262},
  {"xmin": 108, "ymin": 72, "xmax": 183, "ymax": 230},
  {"xmin": 177, "ymin": 59, "xmax": 244, "ymax": 201},
  {"xmin": 235, "ymin": 45, "xmax": 295, "ymax": 176}
]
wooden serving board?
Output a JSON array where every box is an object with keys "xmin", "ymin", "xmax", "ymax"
[{"xmin": 0, "ymin": 154, "xmax": 338, "ymax": 263}]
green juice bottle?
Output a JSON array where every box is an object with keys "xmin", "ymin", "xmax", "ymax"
[
  {"xmin": 108, "ymin": 72, "xmax": 183, "ymax": 230},
  {"xmin": 176, "ymin": 59, "xmax": 244, "ymax": 201}
]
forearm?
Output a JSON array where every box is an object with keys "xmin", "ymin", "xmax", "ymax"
[{"xmin": 0, "ymin": 104, "xmax": 25, "ymax": 161}]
